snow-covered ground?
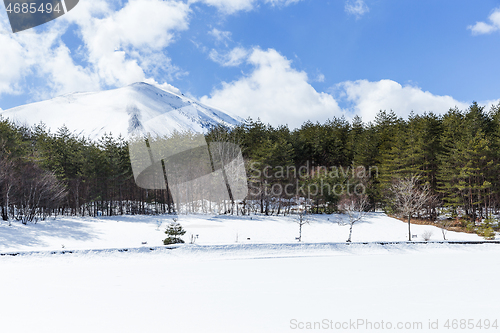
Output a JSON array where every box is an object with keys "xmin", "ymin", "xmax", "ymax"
[
  {"xmin": 1, "ymin": 213, "xmax": 498, "ymax": 333},
  {"xmin": 0, "ymin": 212, "xmax": 484, "ymax": 253}
]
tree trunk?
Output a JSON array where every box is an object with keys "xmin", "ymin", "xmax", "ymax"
[
  {"xmin": 408, "ymin": 215, "xmax": 412, "ymax": 241},
  {"xmin": 347, "ymin": 223, "xmax": 353, "ymax": 242},
  {"xmin": 298, "ymin": 222, "xmax": 302, "ymax": 242}
]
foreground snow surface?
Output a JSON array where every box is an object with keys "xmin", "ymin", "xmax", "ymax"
[
  {"xmin": 1, "ymin": 214, "xmax": 498, "ymax": 332},
  {"xmin": 1, "ymin": 244, "xmax": 500, "ymax": 333}
]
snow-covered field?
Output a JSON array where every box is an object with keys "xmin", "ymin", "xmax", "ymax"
[
  {"xmin": 1, "ymin": 213, "xmax": 499, "ymax": 333},
  {"xmin": 0, "ymin": 212, "xmax": 484, "ymax": 253}
]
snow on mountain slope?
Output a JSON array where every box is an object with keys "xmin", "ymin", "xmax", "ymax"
[{"xmin": 0, "ymin": 83, "xmax": 242, "ymax": 140}]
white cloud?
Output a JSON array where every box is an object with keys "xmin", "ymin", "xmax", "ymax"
[
  {"xmin": 201, "ymin": 48, "xmax": 342, "ymax": 128},
  {"xmin": 190, "ymin": 0, "xmax": 255, "ymax": 14},
  {"xmin": 201, "ymin": 48, "xmax": 498, "ymax": 127},
  {"xmin": 93, "ymin": 0, "xmax": 189, "ymax": 51},
  {"xmin": 0, "ymin": 35, "xmax": 27, "ymax": 95},
  {"xmin": 0, "ymin": 21, "xmax": 97, "ymax": 99},
  {"xmin": 143, "ymin": 78, "xmax": 182, "ymax": 95},
  {"xmin": 209, "ymin": 47, "xmax": 249, "ymax": 66},
  {"xmin": 0, "ymin": 0, "xmax": 305, "ymax": 102},
  {"xmin": 75, "ymin": 0, "xmax": 190, "ymax": 87},
  {"xmin": 208, "ymin": 28, "xmax": 232, "ymax": 46},
  {"xmin": 265, "ymin": 0, "xmax": 302, "ymax": 7},
  {"xmin": 33, "ymin": 42, "xmax": 100, "ymax": 100},
  {"xmin": 336, "ymin": 79, "xmax": 469, "ymax": 122},
  {"xmin": 0, "ymin": 0, "xmax": 189, "ymax": 99},
  {"xmin": 315, "ymin": 73, "xmax": 325, "ymax": 83},
  {"xmin": 190, "ymin": 0, "xmax": 302, "ymax": 15},
  {"xmin": 3, "ymin": 0, "xmax": 494, "ymax": 128},
  {"xmin": 202, "ymin": 48, "xmax": 481, "ymax": 128},
  {"xmin": 345, "ymin": 0, "xmax": 369, "ymax": 18},
  {"xmin": 468, "ymin": 8, "xmax": 500, "ymax": 35}
]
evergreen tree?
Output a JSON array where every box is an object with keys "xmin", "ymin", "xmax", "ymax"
[{"xmin": 163, "ymin": 220, "xmax": 186, "ymax": 245}]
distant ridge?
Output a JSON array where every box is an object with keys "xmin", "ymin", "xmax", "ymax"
[{"xmin": 0, "ymin": 82, "xmax": 242, "ymax": 140}]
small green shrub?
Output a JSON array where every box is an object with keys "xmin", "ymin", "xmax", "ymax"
[
  {"xmin": 459, "ymin": 218, "xmax": 470, "ymax": 229},
  {"xmin": 163, "ymin": 237, "xmax": 185, "ymax": 245},
  {"xmin": 482, "ymin": 227, "xmax": 496, "ymax": 240},
  {"xmin": 465, "ymin": 221, "xmax": 476, "ymax": 233},
  {"xmin": 486, "ymin": 218, "xmax": 500, "ymax": 231},
  {"xmin": 483, "ymin": 218, "xmax": 495, "ymax": 227},
  {"xmin": 163, "ymin": 221, "xmax": 186, "ymax": 245},
  {"xmin": 477, "ymin": 219, "xmax": 496, "ymax": 240}
]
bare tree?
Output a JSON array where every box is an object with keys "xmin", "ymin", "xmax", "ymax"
[
  {"xmin": 0, "ymin": 157, "xmax": 15, "ymax": 222},
  {"xmin": 296, "ymin": 209, "xmax": 309, "ymax": 242},
  {"xmin": 338, "ymin": 194, "xmax": 369, "ymax": 243},
  {"xmin": 437, "ymin": 218, "xmax": 454, "ymax": 240},
  {"xmin": 389, "ymin": 175, "xmax": 433, "ymax": 241},
  {"xmin": 15, "ymin": 163, "xmax": 67, "ymax": 224}
]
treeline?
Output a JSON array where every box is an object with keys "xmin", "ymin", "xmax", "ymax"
[
  {"xmin": 0, "ymin": 120, "xmax": 173, "ymax": 223},
  {"xmin": 220, "ymin": 102, "xmax": 500, "ymax": 220},
  {"xmin": 1, "ymin": 101, "xmax": 500, "ymax": 223}
]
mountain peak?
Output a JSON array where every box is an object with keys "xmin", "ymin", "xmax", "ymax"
[{"xmin": 0, "ymin": 83, "xmax": 241, "ymax": 140}]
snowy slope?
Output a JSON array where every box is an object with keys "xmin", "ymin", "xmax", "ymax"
[
  {"xmin": 0, "ymin": 82, "xmax": 242, "ymax": 140},
  {"xmin": 0, "ymin": 213, "xmax": 486, "ymax": 253}
]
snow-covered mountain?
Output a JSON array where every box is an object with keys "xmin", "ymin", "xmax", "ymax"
[{"xmin": 0, "ymin": 83, "xmax": 242, "ymax": 140}]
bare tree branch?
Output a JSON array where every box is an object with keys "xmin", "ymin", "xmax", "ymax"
[
  {"xmin": 389, "ymin": 175, "xmax": 434, "ymax": 241},
  {"xmin": 338, "ymin": 194, "xmax": 369, "ymax": 242}
]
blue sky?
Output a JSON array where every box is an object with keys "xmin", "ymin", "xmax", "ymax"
[{"xmin": 1, "ymin": 0, "xmax": 500, "ymax": 128}]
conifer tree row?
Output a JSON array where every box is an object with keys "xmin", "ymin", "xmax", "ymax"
[
  {"xmin": 228, "ymin": 102, "xmax": 500, "ymax": 219},
  {"xmin": 0, "ymin": 119, "xmax": 174, "ymax": 221}
]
